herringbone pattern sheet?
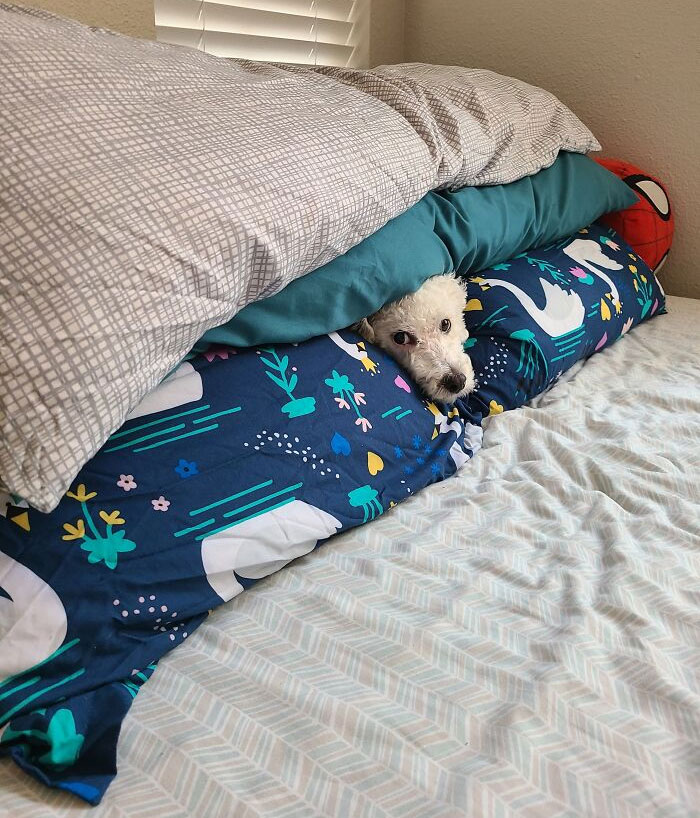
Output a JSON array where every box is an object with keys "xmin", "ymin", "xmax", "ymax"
[{"xmin": 1, "ymin": 295, "xmax": 698, "ymax": 816}]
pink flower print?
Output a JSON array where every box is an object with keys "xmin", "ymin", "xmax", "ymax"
[
  {"xmin": 602, "ymin": 238, "xmax": 620, "ymax": 251},
  {"xmin": 334, "ymin": 397, "xmax": 350, "ymax": 410},
  {"xmin": 621, "ymin": 317, "xmax": 633, "ymax": 335},
  {"xmin": 117, "ymin": 474, "xmax": 137, "ymax": 492},
  {"xmin": 354, "ymin": 392, "xmax": 366, "ymax": 406},
  {"xmin": 569, "ymin": 266, "xmax": 594, "ymax": 285},
  {"xmin": 151, "ymin": 496, "xmax": 170, "ymax": 512},
  {"xmin": 203, "ymin": 345, "xmax": 237, "ymax": 363},
  {"xmin": 355, "ymin": 417, "xmax": 372, "ymax": 432}
]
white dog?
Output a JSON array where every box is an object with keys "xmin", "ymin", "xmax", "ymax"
[{"xmin": 354, "ymin": 275, "xmax": 475, "ymax": 403}]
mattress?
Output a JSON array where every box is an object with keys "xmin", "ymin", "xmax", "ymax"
[{"xmin": 1, "ymin": 294, "xmax": 698, "ymax": 818}]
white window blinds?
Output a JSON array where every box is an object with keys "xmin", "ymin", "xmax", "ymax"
[{"xmin": 154, "ymin": 0, "xmax": 369, "ymax": 67}]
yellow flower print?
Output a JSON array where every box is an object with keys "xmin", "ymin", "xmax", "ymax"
[
  {"xmin": 488, "ymin": 400, "xmax": 504, "ymax": 416},
  {"xmin": 464, "ymin": 298, "xmax": 483, "ymax": 312},
  {"xmin": 629, "ymin": 264, "xmax": 637, "ymax": 273},
  {"xmin": 468, "ymin": 276, "xmax": 490, "ymax": 291},
  {"xmin": 628, "ymin": 253, "xmax": 636, "ymax": 260},
  {"xmin": 62, "ymin": 519, "xmax": 86, "ymax": 541},
  {"xmin": 600, "ymin": 298, "xmax": 611, "ymax": 321},
  {"xmin": 641, "ymin": 275, "xmax": 647, "ymax": 283},
  {"xmin": 99, "ymin": 510, "xmax": 125, "ymax": 526},
  {"xmin": 425, "ymin": 402, "xmax": 440, "ymax": 418},
  {"xmin": 354, "ymin": 342, "xmax": 378, "ymax": 373},
  {"xmin": 66, "ymin": 483, "xmax": 97, "ymax": 503},
  {"xmin": 614, "ymin": 299, "xmax": 622, "ymax": 315},
  {"xmin": 360, "ymin": 355, "xmax": 377, "ymax": 373},
  {"xmin": 633, "ymin": 279, "xmax": 639, "ymax": 291}
]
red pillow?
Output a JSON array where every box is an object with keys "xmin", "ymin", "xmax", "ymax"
[{"xmin": 594, "ymin": 158, "xmax": 674, "ymax": 273}]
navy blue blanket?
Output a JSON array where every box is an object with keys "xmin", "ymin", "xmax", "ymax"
[{"xmin": 0, "ymin": 330, "xmax": 481, "ymax": 803}]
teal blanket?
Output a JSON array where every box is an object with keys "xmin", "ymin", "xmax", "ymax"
[{"xmin": 198, "ymin": 152, "xmax": 636, "ymax": 350}]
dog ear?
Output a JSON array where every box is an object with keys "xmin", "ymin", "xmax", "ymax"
[{"xmin": 352, "ymin": 317, "xmax": 376, "ymax": 343}]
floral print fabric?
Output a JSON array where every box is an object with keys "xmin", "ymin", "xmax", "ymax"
[{"xmin": 0, "ymin": 330, "xmax": 480, "ymax": 803}]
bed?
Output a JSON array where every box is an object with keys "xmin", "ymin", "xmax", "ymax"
[{"xmin": 2, "ymin": 294, "xmax": 697, "ymax": 818}]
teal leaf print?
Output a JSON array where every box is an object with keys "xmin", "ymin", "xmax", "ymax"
[
  {"xmin": 2, "ymin": 708, "xmax": 85, "ymax": 771},
  {"xmin": 259, "ymin": 347, "xmax": 315, "ymax": 417},
  {"xmin": 80, "ymin": 528, "xmax": 136, "ymax": 570},
  {"xmin": 63, "ymin": 486, "xmax": 137, "ymax": 570},
  {"xmin": 265, "ymin": 370, "xmax": 288, "ymax": 390}
]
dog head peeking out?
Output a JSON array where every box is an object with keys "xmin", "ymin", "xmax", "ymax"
[{"xmin": 354, "ymin": 275, "xmax": 475, "ymax": 403}]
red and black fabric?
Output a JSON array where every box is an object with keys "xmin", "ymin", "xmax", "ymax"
[{"xmin": 594, "ymin": 158, "xmax": 674, "ymax": 273}]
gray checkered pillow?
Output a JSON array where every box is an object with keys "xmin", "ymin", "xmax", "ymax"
[{"xmin": 0, "ymin": 4, "xmax": 599, "ymax": 511}]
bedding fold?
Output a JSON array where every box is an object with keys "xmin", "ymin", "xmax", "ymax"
[
  {"xmin": 196, "ymin": 152, "xmax": 636, "ymax": 349},
  {"xmin": 0, "ymin": 2, "xmax": 598, "ymax": 512}
]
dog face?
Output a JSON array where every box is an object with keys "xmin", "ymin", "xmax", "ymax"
[{"xmin": 355, "ymin": 275, "xmax": 475, "ymax": 403}]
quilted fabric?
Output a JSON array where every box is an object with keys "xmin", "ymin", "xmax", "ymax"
[
  {"xmin": 0, "ymin": 3, "xmax": 598, "ymax": 512},
  {"xmin": 461, "ymin": 223, "xmax": 666, "ymax": 421},
  {"xmin": 0, "ymin": 329, "xmax": 481, "ymax": 803}
]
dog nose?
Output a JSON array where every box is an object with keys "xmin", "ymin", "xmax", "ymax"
[{"xmin": 440, "ymin": 371, "xmax": 467, "ymax": 394}]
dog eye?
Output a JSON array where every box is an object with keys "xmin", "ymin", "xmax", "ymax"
[
  {"xmin": 393, "ymin": 331, "xmax": 409, "ymax": 345},
  {"xmin": 440, "ymin": 318, "xmax": 451, "ymax": 333}
]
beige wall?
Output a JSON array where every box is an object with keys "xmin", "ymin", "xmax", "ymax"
[
  {"xmin": 404, "ymin": 0, "xmax": 700, "ymax": 298},
  {"xmin": 370, "ymin": 0, "xmax": 405, "ymax": 67},
  {"xmin": 27, "ymin": 0, "xmax": 155, "ymax": 38}
]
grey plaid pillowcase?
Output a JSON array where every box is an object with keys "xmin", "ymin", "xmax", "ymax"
[{"xmin": 0, "ymin": 4, "xmax": 598, "ymax": 512}]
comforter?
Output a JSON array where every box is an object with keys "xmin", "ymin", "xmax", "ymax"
[{"xmin": 0, "ymin": 3, "xmax": 598, "ymax": 512}]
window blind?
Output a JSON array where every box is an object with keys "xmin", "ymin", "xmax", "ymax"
[{"xmin": 154, "ymin": 0, "xmax": 369, "ymax": 68}]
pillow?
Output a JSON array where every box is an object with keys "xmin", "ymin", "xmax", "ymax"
[
  {"xmin": 198, "ymin": 152, "xmax": 637, "ymax": 350},
  {"xmin": 0, "ymin": 328, "xmax": 481, "ymax": 803},
  {"xmin": 460, "ymin": 222, "xmax": 666, "ymax": 421},
  {"xmin": 1, "ymin": 6, "xmax": 598, "ymax": 513},
  {"xmin": 594, "ymin": 158, "xmax": 674, "ymax": 273}
]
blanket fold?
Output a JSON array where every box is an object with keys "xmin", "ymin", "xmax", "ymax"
[{"xmin": 0, "ymin": 2, "xmax": 598, "ymax": 512}]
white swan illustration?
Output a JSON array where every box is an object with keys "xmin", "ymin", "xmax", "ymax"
[
  {"xmin": 562, "ymin": 238, "xmax": 623, "ymax": 303},
  {"xmin": 126, "ymin": 361, "xmax": 203, "ymax": 421},
  {"xmin": 426, "ymin": 401, "xmax": 463, "ymax": 437},
  {"xmin": 0, "ymin": 550, "xmax": 67, "ymax": 678},
  {"xmin": 328, "ymin": 332, "xmax": 378, "ymax": 372},
  {"xmin": 201, "ymin": 500, "xmax": 342, "ymax": 602},
  {"xmin": 425, "ymin": 403, "xmax": 481, "ymax": 468},
  {"xmin": 481, "ymin": 277, "xmax": 585, "ymax": 338}
]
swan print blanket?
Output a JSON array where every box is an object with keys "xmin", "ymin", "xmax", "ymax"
[
  {"xmin": 0, "ymin": 330, "xmax": 481, "ymax": 804},
  {"xmin": 461, "ymin": 222, "xmax": 666, "ymax": 420}
]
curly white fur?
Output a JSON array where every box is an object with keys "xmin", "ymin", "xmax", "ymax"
[{"xmin": 354, "ymin": 275, "xmax": 475, "ymax": 403}]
